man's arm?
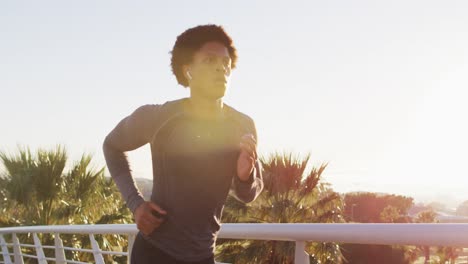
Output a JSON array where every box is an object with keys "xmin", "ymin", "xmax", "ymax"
[
  {"xmin": 102, "ymin": 104, "xmax": 160, "ymax": 213},
  {"xmin": 231, "ymin": 118, "xmax": 264, "ymax": 203},
  {"xmin": 231, "ymin": 159, "xmax": 263, "ymax": 203}
]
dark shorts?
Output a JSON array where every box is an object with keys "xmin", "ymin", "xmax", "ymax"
[{"xmin": 130, "ymin": 233, "xmax": 216, "ymax": 264}]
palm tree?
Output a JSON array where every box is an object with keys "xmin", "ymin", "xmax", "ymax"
[
  {"xmin": 0, "ymin": 146, "xmax": 132, "ymax": 263},
  {"xmin": 217, "ymin": 152, "xmax": 344, "ymax": 264},
  {"xmin": 411, "ymin": 210, "xmax": 460, "ymax": 264},
  {"xmin": 416, "ymin": 210, "xmax": 437, "ymax": 264},
  {"xmin": 0, "ymin": 146, "xmax": 66, "ymax": 225},
  {"xmin": 380, "ymin": 205, "xmax": 400, "ymax": 223}
]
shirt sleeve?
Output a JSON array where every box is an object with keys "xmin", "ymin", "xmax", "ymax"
[
  {"xmin": 102, "ymin": 104, "xmax": 161, "ymax": 213},
  {"xmin": 231, "ymin": 117, "xmax": 264, "ymax": 203}
]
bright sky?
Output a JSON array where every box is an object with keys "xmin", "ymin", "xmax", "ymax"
[{"xmin": 1, "ymin": 0, "xmax": 467, "ymax": 206}]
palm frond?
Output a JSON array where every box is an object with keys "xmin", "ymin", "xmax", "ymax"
[{"xmin": 221, "ymin": 152, "xmax": 344, "ymax": 263}]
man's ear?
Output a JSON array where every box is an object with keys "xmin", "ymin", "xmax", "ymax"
[{"xmin": 182, "ymin": 65, "xmax": 192, "ymax": 80}]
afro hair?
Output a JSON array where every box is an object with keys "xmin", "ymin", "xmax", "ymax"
[{"xmin": 170, "ymin": 24, "xmax": 238, "ymax": 87}]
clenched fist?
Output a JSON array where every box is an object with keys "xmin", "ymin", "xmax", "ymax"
[
  {"xmin": 237, "ymin": 134, "xmax": 257, "ymax": 181},
  {"xmin": 134, "ymin": 201, "xmax": 167, "ymax": 236}
]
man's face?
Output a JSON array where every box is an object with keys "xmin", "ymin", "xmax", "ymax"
[{"xmin": 187, "ymin": 41, "xmax": 232, "ymax": 100}]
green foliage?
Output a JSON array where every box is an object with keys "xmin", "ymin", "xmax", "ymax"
[
  {"xmin": 217, "ymin": 152, "xmax": 344, "ymax": 264},
  {"xmin": 341, "ymin": 244, "xmax": 411, "ymax": 264},
  {"xmin": 380, "ymin": 205, "xmax": 400, "ymax": 223},
  {"xmin": 0, "ymin": 146, "xmax": 68, "ymax": 225},
  {"xmin": 341, "ymin": 192, "xmax": 415, "ymax": 263},
  {"xmin": 415, "ymin": 209, "xmax": 437, "ymax": 223},
  {"xmin": 0, "ymin": 146, "xmax": 133, "ymax": 263},
  {"xmin": 409, "ymin": 209, "xmax": 460, "ymax": 264},
  {"xmin": 343, "ymin": 192, "xmax": 413, "ymax": 223},
  {"xmin": 435, "ymin": 246, "xmax": 459, "ymax": 264}
]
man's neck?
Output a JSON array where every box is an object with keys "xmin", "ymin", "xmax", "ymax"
[{"xmin": 188, "ymin": 94, "xmax": 224, "ymax": 120}]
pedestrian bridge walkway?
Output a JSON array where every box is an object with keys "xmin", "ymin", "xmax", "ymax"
[{"xmin": 1, "ymin": 223, "xmax": 468, "ymax": 264}]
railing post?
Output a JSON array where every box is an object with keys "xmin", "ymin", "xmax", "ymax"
[
  {"xmin": 89, "ymin": 234, "xmax": 105, "ymax": 264},
  {"xmin": 54, "ymin": 233, "xmax": 66, "ymax": 264},
  {"xmin": 127, "ymin": 234, "xmax": 135, "ymax": 264},
  {"xmin": 32, "ymin": 233, "xmax": 47, "ymax": 264},
  {"xmin": 12, "ymin": 234, "xmax": 24, "ymax": 264},
  {"xmin": 294, "ymin": 241, "xmax": 310, "ymax": 264},
  {"xmin": 0, "ymin": 234, "xmax": 13, "ymax": 264}
]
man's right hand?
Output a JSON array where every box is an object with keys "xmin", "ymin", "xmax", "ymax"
[{"xmin": 134, "ymin": 201, "xmax": 167, "ymax": 236}]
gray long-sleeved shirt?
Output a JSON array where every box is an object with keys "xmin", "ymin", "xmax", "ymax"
[{"xmin": 103, "ymin": 98, "xmax": 263, "ymax": 261}]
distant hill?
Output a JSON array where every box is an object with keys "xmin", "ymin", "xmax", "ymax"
[
  {"xmin": 105, "ymin": 176, "xmax": 153, "ymax": 200},
  {"xmin": 134, "ymin": 177, "xmax": 152, "ymax": 200}
]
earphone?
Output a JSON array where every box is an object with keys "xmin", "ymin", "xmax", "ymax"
[{"xmin": 186, "ymin": 70, "xmax": 192, "ymax": 80}]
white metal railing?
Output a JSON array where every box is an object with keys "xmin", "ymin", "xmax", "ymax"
[{"xmin": 1, "ymin": 223, "xmax": 468, "ymax": 264}]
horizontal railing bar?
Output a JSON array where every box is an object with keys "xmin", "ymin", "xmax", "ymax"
[
  {"xmin": 22, "ymin": 258, "xmax": 56, "ymax": 263},
  {"xmin": 41, "ymin": 245, "xmax": 56, "ymax": 249},
  {"xmin": 62, "ymin": 246, "xmax": 94, "ymax": 253},
  {"xmin": 63, "ymin": 260, "xmax": 89, "ymax": 264},
  {"xmin": 100, "ymin": 250, "xmax": 128, "ymax": 256},
  {"xmin": 18, "ymin": 244, "xmax": 35, "ymax": 248},
  {"xmin": 19, "ymin": 253, "xmax": 38, "ymax": 258},
  {"xmin": 0, "ymin": 224, "xmax": 137, "ymax": 235},
  {"xmin": 60, "ymin": 246, "xmax": 127, "ymax": 255},
  {"xmin": 218, "ymin": 223, "xmax": 468, "ymax": 247},
  {"xmin": 18, "ymin": 255, "xmax": 86, "ymax": 264},
  {"xmin": 2, "ymin": 223, "xmax": 468, "ymax": 248}
]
